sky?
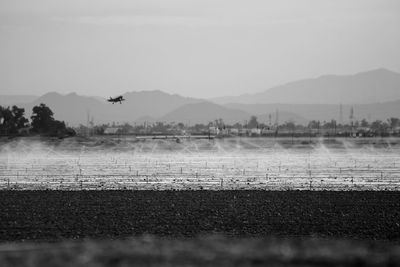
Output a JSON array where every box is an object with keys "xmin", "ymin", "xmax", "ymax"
[{"xmin": 0, "ymin": 0, "xmax": 399, "ymax": 98}]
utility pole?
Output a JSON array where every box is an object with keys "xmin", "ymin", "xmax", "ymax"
[
  {"xmin": 268, "ymin": 114, "xmax": 272, "ymax": 128},
  {"xmin": 339, "ymin": 104, "xmax": 343, "ymax": 125},
  {"xmin": 350, "ymin": 106, "xmax": 354, "ymax": 137}
]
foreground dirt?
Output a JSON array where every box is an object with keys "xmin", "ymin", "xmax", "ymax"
[
  {"xmin": 0, "ymin": 236, "xmax": 400, "ymax": 267},
  {"xmin": 0, "ymin": 191, "xmax": 399, "ymax": 241}
]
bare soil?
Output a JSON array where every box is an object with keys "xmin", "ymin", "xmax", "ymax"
[{"xmin": 1, "ymin": 190, "xmax": 399, "ymax": 241}]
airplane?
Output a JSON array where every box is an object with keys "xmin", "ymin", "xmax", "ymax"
[{"xmin": 107, "ymin": 96, "xmax": 125, "ymax": 104}]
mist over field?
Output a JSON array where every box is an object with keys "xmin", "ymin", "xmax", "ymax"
[{"xmin": 1, "ymin": 136, "xmax": 400, "ymax": 191}]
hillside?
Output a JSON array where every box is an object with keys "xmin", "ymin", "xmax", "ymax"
[
  {"xmin": 21, "ymin": 92, "xmax": 111, "ymax": 126},
  {"xmin": 160, "ymin": 102, "xmax": 251, "ymax": 124},
  {"xmin": 212, "ymin": 69, "xmax": 400, "ymax": 105},
  {"xmin": 119, "ymin": 90, "xmax": 203, "ymax": 118}
]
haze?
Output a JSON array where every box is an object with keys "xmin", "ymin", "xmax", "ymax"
[{"xmin": 1, "ymin": 0, "xmax": 399, "ymax": 98}]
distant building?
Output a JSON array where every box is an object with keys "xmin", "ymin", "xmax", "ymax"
[
  {"xmin": 250, "ymin": 128, "xmax": 261, "ymax": 136},
  {"xmin": 229, "ymin": 128, "xmax": 239, "ymax": 135},
  {"xmin": 239, "ymin": 128, "xmax": 249, "ymax": 136},
  {"xmin": 104, "ymin": 127, "xmax": 121, "ymax": 135},
  {"xmin": 391, "ymin": 126, "xmax": 400, "ymax": 134},
  {"xmin": 220, "ymin": 128, "xmax": 229, "ymax": 136},
  {"xmin": 261, "ymin": 127, "xmax": 274, "ymax": 135}
]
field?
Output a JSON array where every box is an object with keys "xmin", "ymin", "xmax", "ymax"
[
  {"xmin": 0, "ymin": 190, "xmax": 400, "ymax": 266},
  {"xmin": 1, "ymin": 190, "xmax": 400, "ymax": 241},
  {"xmin": 1, "ymin": 137, "xmax": 400, "ymax": 266},
  {"xmin": 1, "ymin": 137, "xmax": 400, "ymax": 190}
]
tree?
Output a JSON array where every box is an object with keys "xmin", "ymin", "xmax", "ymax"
[
  {"xmin": 360, "ymin": 119, "xmax": 369, "ymax": 128},
  {"xmin": 214, "ymin": 118, "xmax": 225, "ymax": 128},
  {"xmin": 0, "ymin": 106, "xmax": 13, "ymax": 135},
  {"xmin": 322, "ymin": 120, "xmax": 337, "ymax": 129},
  {"xmin": 0, "ymin": 105, "xmax": 29, "ymax": 135},
  {"xmin": 31, "ymin": 103, "xmax": 72, "ymax": 137},
  {"xmin": 31, "ymin": 104, "xmax": 55, "ymax": 133},
  {"xmin": 11, "ymin": 106, "xmax": 29, "ymax": 130},
  {"xmin": 387, "ymin": 118, "xmax": 400, "ymax": 131},
  {"xmin": 248, "ymin": 116, "xmax": 258, "ymax": 128},
  {"xmin": 370, "ymin": 120, "xmax": 389, "ymax": 136},
  {"xmin": 308, "ymin": 120, "xmax": 320, "ymax": 129},
  {"xmin": 282, "ymin": 121, "xmax": 296, "ymax": 131}
]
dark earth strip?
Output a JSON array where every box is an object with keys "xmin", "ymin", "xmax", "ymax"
[{"xmin": 0, "ymin": 191, "xmax": 400, "ymax": 242}]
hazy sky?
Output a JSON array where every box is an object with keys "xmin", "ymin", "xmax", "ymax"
[{"xmin": 1, "ymin": 0, "xmax": 399, "ymax": 98}]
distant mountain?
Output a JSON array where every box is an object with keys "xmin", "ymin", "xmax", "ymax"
[
  {"xmin": 0, "ymin": 95, "xmax": 38, "ymax": 106},
  {"xmin": 212, "ymin": 68, "xmax": 400, "ymax": 105},
  {"xmin": 119, "ymin": 90, "xmax": 203, "ymax": 119},
  {"xmin": 21, "ymin": 92, "xmax": 110, "ymax": 126},
  {"xmin": 17, "ymin": 91, "xmax": 205, "ymax": 126},
  {"xmin": 160, "ymin": 102, "xmax": 251, "ymax": 124}
]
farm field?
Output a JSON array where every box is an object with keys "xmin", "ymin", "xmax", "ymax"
[
  {"xmin": 0, "ymin": 191, "xmax": 399, "ymax": 241},
  {"xmin": 0, "ymin": 137, "xmax": 399, "ymax": 190},
  {"xmin": 1, "ymin": 137, "xmax": 400, "ymax": 266}
]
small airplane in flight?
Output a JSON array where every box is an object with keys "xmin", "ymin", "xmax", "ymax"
[{"xmin": 107, "ymin": 96, "xmax": 125, "ymax": 104}]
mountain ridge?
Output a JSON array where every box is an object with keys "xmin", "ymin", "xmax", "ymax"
[{"xmin": 211, "ymin": 68, "xmax": 400, "ymax": 105}]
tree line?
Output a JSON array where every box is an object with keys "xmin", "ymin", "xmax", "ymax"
[
  {"xmin": 0, "ymin": 104, "xmax": 75, "ymax": 137},
  {"xmin": 81, "ymin": 115, "xmax": 400, "ymax": 137},
  {"xmin": 1, "ymin": 103, "xmax": 399, "ymax": 137}
]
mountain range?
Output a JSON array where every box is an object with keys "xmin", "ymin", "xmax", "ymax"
[
  {"xmin": 1, "ymin": 69, "xmax": 399, "ymax": 126},
  {"xmin": 211, "ymin": 68, "xmax": 400, "ymax": 105}
]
